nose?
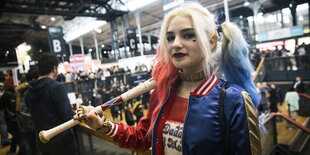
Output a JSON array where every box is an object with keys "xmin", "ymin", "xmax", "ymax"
[{"xmin": 172, "ymin": 36, "xmax": 183, "ymax": 49}]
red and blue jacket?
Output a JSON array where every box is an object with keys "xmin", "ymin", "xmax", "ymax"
[{"xmin": 106, "ymin": 76, "xmax": 261, "ymax": 155}]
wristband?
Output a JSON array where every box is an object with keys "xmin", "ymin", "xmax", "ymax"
[{"xmin": 96, "ymin": 117, "xmax": 112, "ymax": 135}]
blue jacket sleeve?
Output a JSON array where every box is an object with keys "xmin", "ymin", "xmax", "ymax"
[{"xmin": 226, "ymin": 85, "xmax": 261, "ymax": 155}]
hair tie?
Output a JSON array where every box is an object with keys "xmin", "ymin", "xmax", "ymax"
[{"xmin": 215, "ymin": 12, "xmax": 226, "ymax": 34}]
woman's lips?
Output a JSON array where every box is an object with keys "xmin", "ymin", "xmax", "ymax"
[{"xmin": 173, "ymin": 53, "xmax": 187, "ymax": 58}]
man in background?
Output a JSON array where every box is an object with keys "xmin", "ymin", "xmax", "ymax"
[
  {"xmin": 292, "ymin": 76, "xmax": 305, "ymax": 93},
  {"xmin": 25, "ymin": 53, "xmax": 79, "ymax": 155}
]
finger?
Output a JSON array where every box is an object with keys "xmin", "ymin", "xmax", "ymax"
[{"xmin": 77, "ymin": 107, "xmax": 85, "ymax": 119}]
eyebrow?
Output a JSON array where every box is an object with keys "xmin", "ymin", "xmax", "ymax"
[{"xmin": 166, "ymin": 28, "xmax": 194, "ymax": 35}]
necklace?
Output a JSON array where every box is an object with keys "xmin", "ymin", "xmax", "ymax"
[{"xmin": 179, "ymin": 70, "xmax": 206, "ymax": 82}]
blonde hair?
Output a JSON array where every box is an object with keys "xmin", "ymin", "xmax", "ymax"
[
  {"xmin": 159, "ymin": 2, "xmax": 219, "ymax": 77},
  {"xmin": 154, "ymin": 2, "xmax": 259, "ymax": 106}
]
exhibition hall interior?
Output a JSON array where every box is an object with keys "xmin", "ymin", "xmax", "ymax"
[{"xmin": 0, "ymin": 0, "xmax": 309, "ymax": 155}]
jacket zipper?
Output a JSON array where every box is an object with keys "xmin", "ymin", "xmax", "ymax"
[{"xmin": 152, "ymin": 87, "xmax": 173, "ymax": 155}]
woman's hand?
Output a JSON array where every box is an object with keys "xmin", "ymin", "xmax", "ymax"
[{"xmin": 74, "ymin": 105, "xmax": 104, "ymax": 130}]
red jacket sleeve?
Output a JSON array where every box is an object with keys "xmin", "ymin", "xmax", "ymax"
[{"xmin": 108, "ymin": 90, "xmax": 159, "ymax": 152}]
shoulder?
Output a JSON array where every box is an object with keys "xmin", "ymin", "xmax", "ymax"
[
  {"xmin": 224, "ymin": 82, "xmax": 255, "ymax": 112},
  {"xmin": 224, "ymin": 83, "xmax": 245, "ymax": 103},
  {"xmin": 48, "ymin": 80, "xmax": 66, "ymax": 94},
  {"xmin": 49, "ymin": 79, "xmax": 63, "ymax": 89}
]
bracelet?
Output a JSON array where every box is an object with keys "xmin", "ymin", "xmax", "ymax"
[{"xmin": 96, "ymin": 117, "xmax": 112, "ymax": 135}]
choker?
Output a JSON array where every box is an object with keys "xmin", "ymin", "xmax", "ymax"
[{"xmin": 179, "ymin": 70, "xmax": 206, "ymax": 82}]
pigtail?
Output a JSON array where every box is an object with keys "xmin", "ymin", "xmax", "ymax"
[{"xmin": 220, "ymin": 22, "xmax": 260, "ymax": 107}]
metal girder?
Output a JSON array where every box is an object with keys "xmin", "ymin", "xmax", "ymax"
[{"xmin": 1, "ymin": 0, "xmax": 128, "ymax": 21}]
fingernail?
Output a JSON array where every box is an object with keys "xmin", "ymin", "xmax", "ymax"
[{"xmin": 82, "ymin": 114, "xmax": 87, "ymax": 117}]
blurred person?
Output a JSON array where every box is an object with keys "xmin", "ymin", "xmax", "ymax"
[
  {"xmin": 258, "ymin": 82, "xmax": 270, "ymax": 114},
  {"xmin": 124, "ymin": 66, "xmax": 131, "ymax": 74},
  {"xmin": 56, "ymin": 72, "xmax": 65, "ymax": 82},
  {"xmin": 292, "ymin": 76, "xmax": 305, "ymax": 93},
  {"xmin": 25, "ymin": 53, "xmax": 79, "ymax": 155},
  {"xmin": 88, "ymin": 72, "xmax": 95, "ymax": 79},
  {"xmin": 0, "ymin": 108, "xmax": 11, "ymax": 147},
  {"xmin": 297, "ymin": 43, "xmax": 306, "ymax": 69},
  {"xmin": 132, "ymin": 100, "xmax": 144, "ymax": 123},
  {"xmin": 272, "ymin": 46, "xmax": 282, "ymax": 70},
  {"xmin": 268, "ymin": 84, "xmax": 283, "ymax": 113},
  {"xmin": 16, "ymin": 67, "xmax": 41, "ymax": 155},
  {"xmin": 282, "ymin": 48, "xmax": 293, "ymax": 71},
  {"xmin": 141, "ymin": 92, "xmax": 150, "ymax": 109},
  {"xmin": 285, "ymin": 87, "xmax": 300, "ymax": 120},
  {"xmin": 65, "ymin": 72, "xmax": 72, "ymax": 82},
  {"xmin": 76, "ymin": 2, "xmax": 261, "ymax": 154},
  {"xmin": 124, "ymin": 103, "xmax": 136, "ymax": 126},
  {"xmin": 0, "ymin": 73, "xmax": 11, "ymax": 147},
  {"xmin": 0, "ymin": 73, "xmax": 28, "ymax": 155}
]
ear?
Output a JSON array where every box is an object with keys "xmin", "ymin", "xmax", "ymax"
[
  {"xmin": 52, "ymin": 66, "xmax": 58, "ymax": 73},
  {"xmin": 209, "ymin": 35, "xmax": 217, "ymax": 50}
]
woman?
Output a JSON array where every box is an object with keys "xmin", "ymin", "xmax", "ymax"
[
  {"xmin": 284, "ymin": 87, "xmax": 300, "ymax": 120},
  {"xmin": 76, "ymin": 2, "xmax": 261, "ymax": 154}
]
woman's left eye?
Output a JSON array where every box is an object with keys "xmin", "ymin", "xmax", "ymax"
[{"xmin": 183, "ymin": 33, "xmax": 196, "ymax": 39}]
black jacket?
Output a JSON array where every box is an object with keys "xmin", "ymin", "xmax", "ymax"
[
  {"xmin": 25, "ymin": 77, "xmax": 78, "ymax": 155},
  {"xmin": 25, "ymin": 77, "xmax": 74, "ymax": 131}
]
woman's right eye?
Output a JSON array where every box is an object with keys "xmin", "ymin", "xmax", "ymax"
[{"xmin": 167, "ymin": 36, "xmax": 175, "ymax": 42}]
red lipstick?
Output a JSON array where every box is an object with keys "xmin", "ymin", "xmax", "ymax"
[{"xmin": 173, "ymin": 53, "xmax": 187, "ymax": 58}]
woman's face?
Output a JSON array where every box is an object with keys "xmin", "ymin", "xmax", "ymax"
[{"xmin": 166, "ymin": 16, "xmax": 204, "ymax": 73}]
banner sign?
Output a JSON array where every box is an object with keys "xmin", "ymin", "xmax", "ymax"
[
  {"xmin": 69, "ymin": 54, "xmax": 85, "ymax": 72},
  {"xmin": 258, "ymin": 26, "xmax": 304, "ymax": 42},
  {"xmin": 126, "ymin": 71, "xmax": 151, "ymax": 86},
  {"xmin": 48, "ymin": 26, "xmax": 67, "ymax": 57},
  {"xmin": 126, "ymin": 28, "xmax": 137, "ymax": 53}
]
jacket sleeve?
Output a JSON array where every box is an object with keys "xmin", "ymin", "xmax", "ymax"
[
  {"xmin": 226, "ymin": 87, "xmax": 261, "ymax": 155},
  {"xmin": 106, "ymin": 90, "xmax": 160, "ymax": 152},
  {"xmin": 109, "ymin": 116, "xmax": 152, "ymax": 151}
]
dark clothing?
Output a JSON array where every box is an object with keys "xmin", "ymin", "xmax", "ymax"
[
  {"xmin": 0, "ymin": 91, "xmax": 17, "ymax": 125},
  {"xmin": 25, "ymin": 77, "xmax": 78, "ymax": 155},
  {"xmin": 0, "ymin": 91, "xmax": 28, "ymax": 154},
  {"xmin": 292, "ymin": 80, "xmax": 305, "ymax": 93},
  {"xmin": 133, "ymin": 106, "xmax": 144, "ymax": 123},
  {"xmin": 124, "ymin": 109, "xmax": 135, "ymax": 126},
  {"xmin": 269, "ymin": 88, "xmax": 281, "ymax": 112}
]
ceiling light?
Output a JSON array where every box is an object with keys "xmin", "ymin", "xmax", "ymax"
[
  {"xmin": 51, "ymin": 17, "xmax": 56, "ymax": 21},
  {"xmin": 41, "ymin": 25, "xmax": 46, "ymax": 29},
  {"xmin": 94, "ymin": 27, "xmax": 102, "ymax": 33},
  {"xmin": 244, "ymin": 1, "xmax": 250, "ymax": 6},
  {"xmin": 89, "ymin": 49, "xmax": 93, "ymax": 52},
  {"xmin": 26, "ymin": 45, "xmax": 31, "ymax": 51},
  {"xmin": 101, "ymin": 44, "xmax": 105, "ymax": 48}
]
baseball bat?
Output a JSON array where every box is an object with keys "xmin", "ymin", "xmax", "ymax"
[{"xmin": 39, "ymin": 78, "xmax": 157, "ymax": 143}]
